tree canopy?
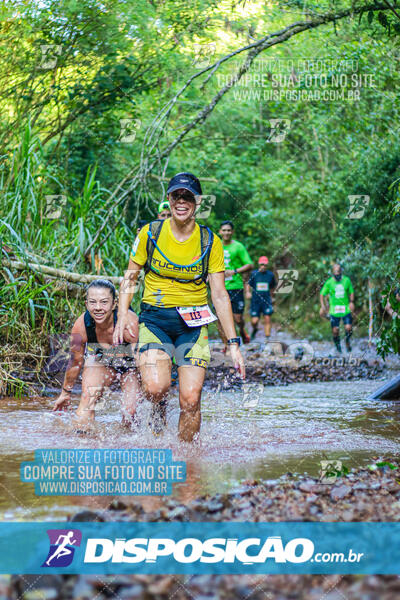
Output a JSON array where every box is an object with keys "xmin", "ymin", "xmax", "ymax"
[{"xmin": 1, "ymin": 0, "xmax": 399, "ymax": 358}]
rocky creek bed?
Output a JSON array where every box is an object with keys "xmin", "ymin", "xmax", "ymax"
[
  {"xmin": 207, "ymin": 345, "xmax": 386, "ymax": 387},
  {"xmin": 7, "ymin": 335, "xmax": 392, "ymax": 396},
  {"xmin": 4, "ymin": 459, "xmax": 400, "ymax": 599}
]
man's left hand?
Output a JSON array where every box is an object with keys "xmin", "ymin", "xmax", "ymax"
[{"xmin": 349, "ymin": 302, "xmax": 355, "ymax": 312}]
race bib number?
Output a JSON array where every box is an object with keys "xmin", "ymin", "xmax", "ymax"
[
  {"xmin": 176, "ymin": 305, "xmax": 217, "ymax": 327},
  {"xmin": 256, "ymin": 282, "xmax": 269, "ymax": 291},
  {"xmin": 335, "ymin": 305, "xmax": 346, "ymax": 314}
]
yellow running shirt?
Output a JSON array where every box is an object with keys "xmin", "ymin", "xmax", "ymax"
[{"xmin": 130, "ymin": 219, "xmax": 225, "ymax": 308}]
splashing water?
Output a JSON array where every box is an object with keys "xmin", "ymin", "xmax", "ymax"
[{"xmin": 1, "ymin": 375, "xmax": 400, "ymax": 520}]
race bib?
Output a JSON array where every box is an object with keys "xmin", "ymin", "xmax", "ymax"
[
  {"xmin": 335, "ymin": 305, "xmax": 346, "ymax": 314},
  {"xmin": 225, "ymin": 272, "xmax": 233, "ymax": 281},
  {"xmin": 176, "ymin": 305, "xmax": 217, "ymax": 327},
  {"xmin": 256, "ymin": 282, "xmax": 269, "ymax": 291}
]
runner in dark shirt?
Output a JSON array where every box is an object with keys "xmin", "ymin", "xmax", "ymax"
[{"xmin": 245, "ymin": 256, "xmax": 276, "ymax": 340}]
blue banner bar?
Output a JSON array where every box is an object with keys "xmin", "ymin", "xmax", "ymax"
[{"xmin": 0, "ymin": 522, "xmax": 399, "ymax": 574}]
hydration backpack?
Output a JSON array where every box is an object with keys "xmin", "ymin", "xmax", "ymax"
[{"xmin": 144, "ymin": 220, "xmax": 214, "ymax": 285}]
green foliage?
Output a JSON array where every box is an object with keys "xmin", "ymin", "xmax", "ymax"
[
  {"xmin": 368, "ymin": 461, "xmax": 398, "ymax": 471},
  {"xmin": 1, "ymin": 0, "xmax": 400, "ymax": 381},
  {"xmin": 0, "ymin": 272, "xmax": 53, "ymax": 333},
  {"xmin": 377, "ymin": 283, "xmax": 400, "ymax": 358}
]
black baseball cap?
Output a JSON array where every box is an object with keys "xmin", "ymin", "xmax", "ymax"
[{"xmin": 166, "ymin": 172, "xmax": 202, "ymax": 197}]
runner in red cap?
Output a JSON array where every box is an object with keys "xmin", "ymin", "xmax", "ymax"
[{"xmin": 245, "ymin": 256, "xmax": 277, "ymax": 340}]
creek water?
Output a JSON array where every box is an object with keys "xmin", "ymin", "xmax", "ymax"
[{"xmin": 1, "ymin": 374, "xmax": 400, "ymax": 520}]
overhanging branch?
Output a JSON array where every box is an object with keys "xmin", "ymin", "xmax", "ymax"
[{"xmin": 84, "ymin": 2, "xmax": 398, "ymax": 257}]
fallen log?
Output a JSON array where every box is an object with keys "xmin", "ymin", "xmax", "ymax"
[{"xmin": 1, "ymin": 259, "xmax": 122, "ymax": 285}]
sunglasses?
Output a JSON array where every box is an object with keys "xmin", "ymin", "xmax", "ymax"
[{"xmin": 170, "ymin": 190, "xmax": 196, "ymax": 203}]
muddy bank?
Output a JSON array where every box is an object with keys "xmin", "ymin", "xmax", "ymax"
[
  {"xmin": 6, "ymin": 459, "xmax": 400, "ymax": 599},
  {"xmin": 69, "ymin": 457, "xmax": 400, "ymax": 524}
]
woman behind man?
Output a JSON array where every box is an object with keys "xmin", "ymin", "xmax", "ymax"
[{"xmin": 53, "ymin": 279, "xmax": 140, "ymax": 428}]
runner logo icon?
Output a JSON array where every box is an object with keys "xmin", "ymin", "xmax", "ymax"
[{"xmin": 42, "ymin": 529, "xmax": 82, "ymax": 567}]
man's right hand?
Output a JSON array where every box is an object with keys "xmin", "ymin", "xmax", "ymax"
[
  {"xmin": 319, "ymin": 307, "xmax": 326, "ymax": 318},
  {"xmin": 52, "ymin": 391, "xmax": 71, "ymax": 411}
]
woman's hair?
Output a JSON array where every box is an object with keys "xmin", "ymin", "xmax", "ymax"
[{"xmin": 85, "ymin": 279, "xmax": 116, "ymax": 300}]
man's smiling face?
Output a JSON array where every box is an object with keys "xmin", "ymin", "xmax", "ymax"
[{"xmin": 219, "ymin": 224, "xmax": 233, "ymax": 243}]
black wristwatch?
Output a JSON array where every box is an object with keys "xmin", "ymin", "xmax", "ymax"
[
  {"xmin": 227, "ymin": 337, "xmax": 241, "ymax": 346},
  {"xmin": 234, "ymin": 268, "xmax": 238, "ymax": 274}
]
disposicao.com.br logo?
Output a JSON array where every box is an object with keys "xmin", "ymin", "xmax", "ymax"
[
  {"xmin": 42, "ymin": 529, "xmax": 82, "ymax": 567},
  {"xmin": 82, "ymin": 536, "xmax": 363, "ymax": 565}
]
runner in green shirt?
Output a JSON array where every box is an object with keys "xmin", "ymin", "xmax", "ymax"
[
  {"xmin": 320, "ymin": 263, "xmax": 355, "ymax": 353},
  {"xmin": 219, "ymin": 221, "xmax": 253, "ymax": 344},
  {"xmin": 157, "ymin": 200, "xmax": 171, "ymax": 220}
]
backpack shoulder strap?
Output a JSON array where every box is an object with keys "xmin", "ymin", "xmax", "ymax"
[
  {"xmin": 199, "ymin": 225, "xmax": 214, "ymax": 283},
  {"xmin": 145, "ymin": 220, "xmax": 164, "ymax": 274},
  {"xmin": 84, "ymin": 310, "xmax": 97, "ymax": 343}
]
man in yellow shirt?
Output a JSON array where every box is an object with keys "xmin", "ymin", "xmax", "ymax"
[{"xmin": 114, "ymin": 172, "xmax": 245, "ymax": 442}]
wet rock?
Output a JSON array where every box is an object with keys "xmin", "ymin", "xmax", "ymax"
[
  {"xmin": 168, "ymin": 505, "xmax": 189, "ymax": 520},
  {"xmin": 306, "ymin": 494, "xmax": 318, "ymax": 503},
  {"xmin": 118, "ymin": 585, "xmax": 144, "ymax": 598},
  {"xmin": 234, "ymin": 499, "xmax": 252, "ymax": 511},
  {"xmin": 148, "ymin": 576, "xmax": 177, "ymax": 595},
  {"xmin": 10, "ymin": 575, "xmax": 63, "ymax": 600},
  {"xmin": 109, "ymin": 499, "xmax": 128, "ymax": 511},
  {"xmin": 23, "ymin": 591, "xmax": 58, "ymax": 600},
  {"xmin": 72, "ymin": 577, "xmax": 94, "ymax": 600},
  {"xmin": 71, "ymin": 509, "xmax": 105, "ymax": 522},
  {"xmin": 0, "ymin": 575, "xmax": 10, "ymax": 599},
  {"xmin": 353, "ymin": 482, "xmax": 368, "ymax": 490},
  {"xmin": 229, "ymin": 485, "xmax": 253, "ymax": 496},
  {"xmin": 330, "ymin": 484, "xmax": 352, "ymax": 501},
  {"xmin": 386, "ymin": 482, "xmax": 400, "ymax": 493},
  {"xmin": 323, "ymin": 592, "xmax": 346, "ymax": 600},
  {"xmin": 299, "ymin": 481, "xmax": 317, "ymax": 493},
  {"xmin": 128, "ymin": 504, "xmax": 146, "ymax": 517},
  {"xmin": 206, "ymin": 501, "xmax": 224, "ymax": 513},
  {"xmin": 87, "ymin": 574, "xmax": 135, "ymax": 591}
]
